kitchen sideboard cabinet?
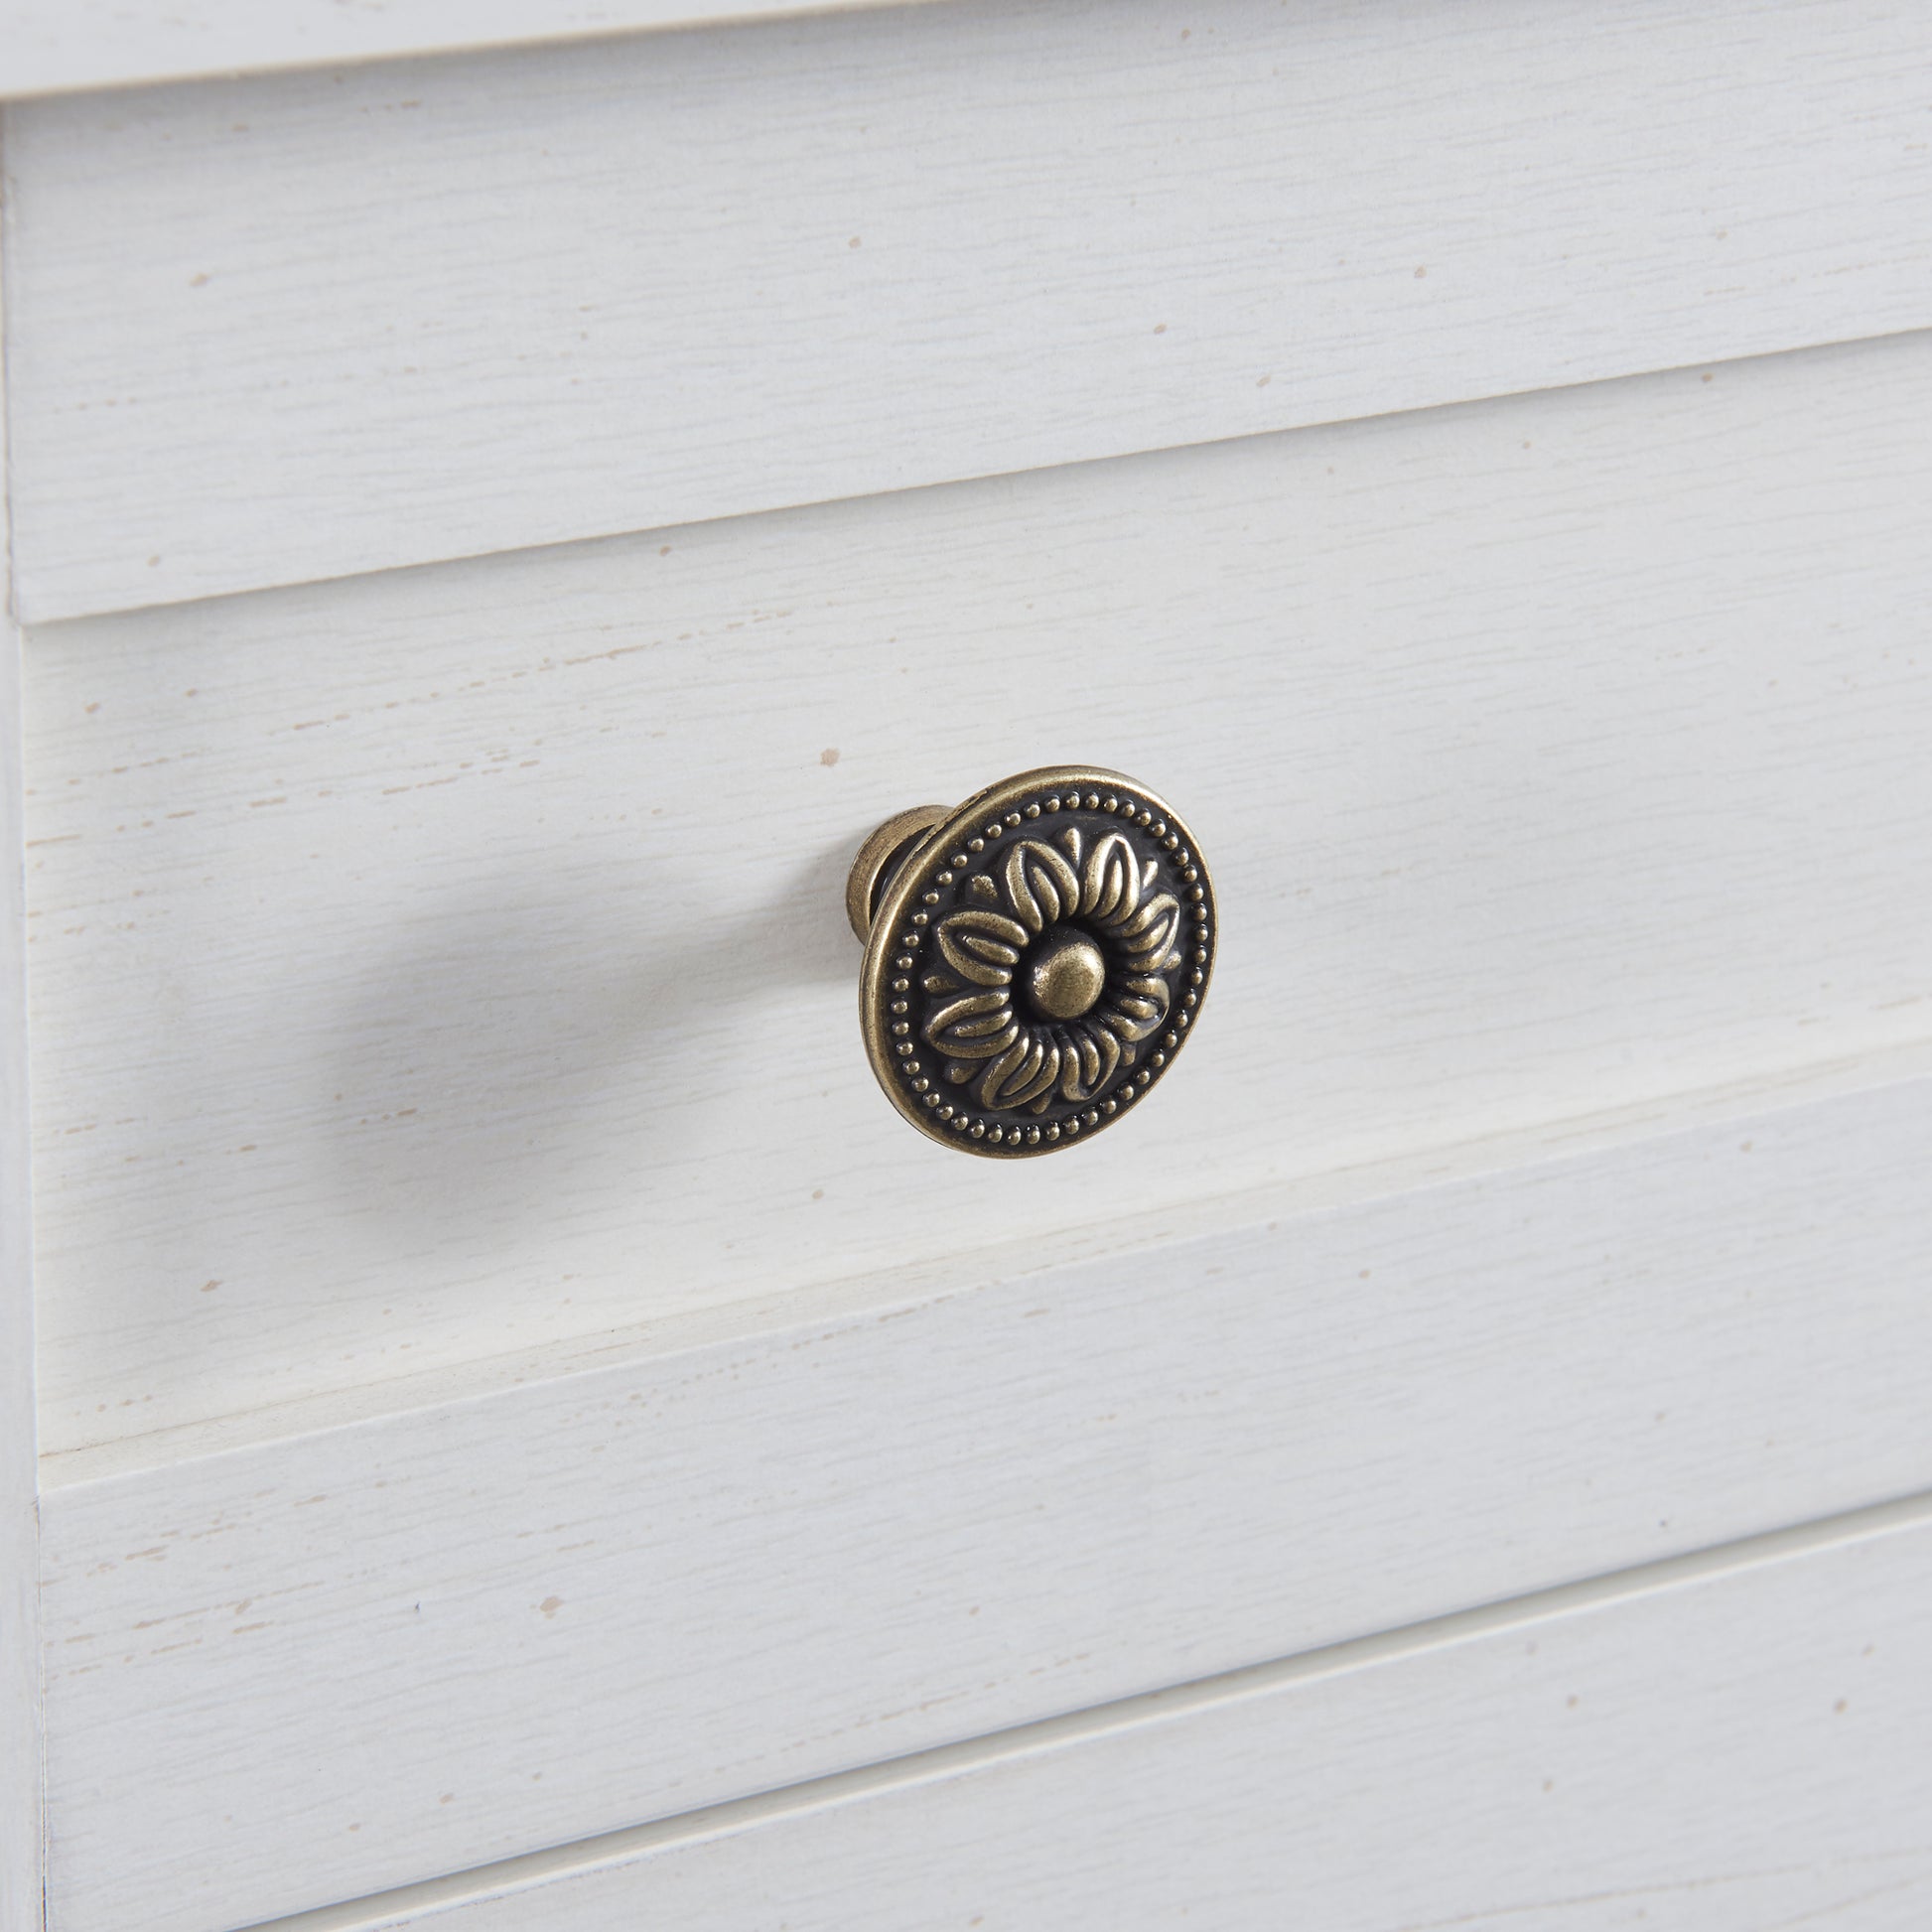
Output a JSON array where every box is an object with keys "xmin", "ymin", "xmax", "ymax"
[{"xmin": 3, "ymin": 3, "xmax": 1931, "ymax": 1928}]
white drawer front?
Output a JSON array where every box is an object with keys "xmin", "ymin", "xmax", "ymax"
[
  {"xmin": 8, "ymin": 0, "xmax": 1932, "ymax": 618},
  {"xmin": 196, "ymin": 1502, "xmax": 1932, "ymax": 1931},
  {"xmin": 26, "ymin": 334, "xmax": 1932, "ymax": 1455},
  {"xmin": 37, "ymin": 1069, "xmax": 1932, "ymax": 1932},
  {"xmin": 10, "ymin": 10, "xmax": 1932, "ymax": 1927}
]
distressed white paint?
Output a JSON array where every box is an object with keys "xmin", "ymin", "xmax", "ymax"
[
  {"xmin": 247, "ymin": 1502, "xmax": 1932, "ymax": 1932},
  {"xmin": 23, "ymin": 336, "xmax": 1932, "ymax": 1453},
  {"xmin": 0, "ymin": 0, "xmax": 943, "ymax": 99},
  {"xmin": 0, "ymin": 334, "xmax": 45, "ymax": 1932},
  {"xmin": 36, "ymin": 1067, "xmax": 1932, "ymax": 1932},
  {"xmin": 9, "ymin": 0, "xmax": 1932, "ymax": 619},
  {"xmin": 9, "ymin": 16, "xmax": 1932, "ymax": 1923}
]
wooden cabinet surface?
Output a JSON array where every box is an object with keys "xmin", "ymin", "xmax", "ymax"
[{"xmin": 3, "ymin": 4, "xmax": 1930, "ymax": 1928}]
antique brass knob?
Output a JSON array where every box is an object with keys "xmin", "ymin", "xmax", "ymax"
[{"xmin": 849, "ymin": 765, "xmax": 1215, "ymax": 1157}]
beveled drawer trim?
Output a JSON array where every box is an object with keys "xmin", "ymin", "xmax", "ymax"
[
  {"xmin": 0, "ymin": 0, "xmax": 944, "ymax": 101},
  {"xmin": 9, "ymin": 0, "xmax": 1932, "ymax": 619}
]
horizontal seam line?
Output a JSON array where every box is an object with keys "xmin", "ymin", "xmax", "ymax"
[
  {"xmin": 23, "ymin": 323, "xmax": 1932, "ymax": 629},
  {"xmin": 41, "ymin": 1035, "xmax": 1932, "ymax": 1489},
  {"xmin": 235, "ymin": 1482, "xmax": 1932, "ymax": 1931}
]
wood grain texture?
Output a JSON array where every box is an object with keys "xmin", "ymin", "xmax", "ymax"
[
  {"xmin": 24, "ymin": 335, "xmax": 1932, "ymax": 1454},
  {"xmin": 36, "ymin": 1067, "xmax": 1932, "ymax": 1932},
  {"xmin": 9, "ymin": 0, "xmax": 1932, "ymax": 619},
  {"xmin": 0, "ymin": 264, "xmax": 46, "ymax": 1932},
  {"xmin": 253, "ymin": 1502, "xmax": 1932, "ymax": 1932},
  {"xmin": 0, "ymin": 0, "xmax": 944, "ymax": 99}
]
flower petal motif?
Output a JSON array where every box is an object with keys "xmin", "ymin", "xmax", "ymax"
[
  {"xmin": 979, "ymin": 1034, "xmax": 1061, "ymax": 1112},
  {"xmin": 1056, "ymin": 1021, "xmax": 1122, "ymax": 1102},
  {"xmin": 1095, "ymin": 972, "xmax": 1171, "ymax": 1042},
  {"xmin": 915, "ymin": 809, "xmax": 1194, "ymax": 1127},
  {"xmin": 937, "ymin": 908, "xmax": 1028, "ymax": 987},
  {"xmin": 924, "ymin": 991, "xmax": 1020, "ymax": 1060},
  {"xmin": 1081, "ymin": 832, "xmax": 1141, "ymax": 926},
  {"xmin": 1002, "ymin": 839, "xmax": 1081, "ymax": 934},
  {"xmin": 1111, "ymin": 891, "xmax": 1182, "ymax": 973}
]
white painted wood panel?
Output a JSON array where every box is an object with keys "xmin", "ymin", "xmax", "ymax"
[
  {"xmin": 9, "ymin": 0, "xmax": 1932, "ymax": 619},
  {"xmin": 249, "ymin": 1501, "xmax": 1932, "ymax": 1932},
  {"xmin": 0, "ymin": 0, "xmax": 941, "ymax": 99},
  {"xmin": 0, "ymin": 345, "xmax": 45, "ymax": 1932},
  {"xmin": 36, "ymin": 1066, "xmax": 1932, "ymax": 1932},
  {"xmin": 24, "ymin": 337, "xmax": 1932, "ymax": 1452}
]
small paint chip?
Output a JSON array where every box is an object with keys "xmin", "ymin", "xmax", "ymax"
[
  {"xmin": 1702, "ymin": 372, "xmax": 1714, "ymax": 383},
  {"xmin": 201, "ymin": 1280, "xmax": 220, "ymax": 1294},
  {"xmin": 1153, "ymin": 323, "xmax": 1167, "ymax": 334},
  {"xmin": 539, "ymin": 1595, "xmax": 564, "ymax": 1619},
  {"xmin": 849, "ymin": 235, "xmax": 862, "ymax": 248},
  {"xmin": 812, "ymin": 1188, "xmax": 825, "ymax": 1199},
  {"xmin": 820, "ymin": 748, "xmax": 840, "ymax": 766},
  {"xmin": 1256, "ymin": 374, "xmax": 1271, "ymax": 388},
  {"xmin": 189, "ymin": 272, "xmax": 210, "ymax": 287}
]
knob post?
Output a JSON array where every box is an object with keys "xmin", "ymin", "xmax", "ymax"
[{"xmin": 845, "ymin": 803, "xmax": 949, "ymax": 943}]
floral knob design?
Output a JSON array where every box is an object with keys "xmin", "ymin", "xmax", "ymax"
[{"xmin": 851, "ymin": 766, "xmax": 1215, "ymax": 1157}]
